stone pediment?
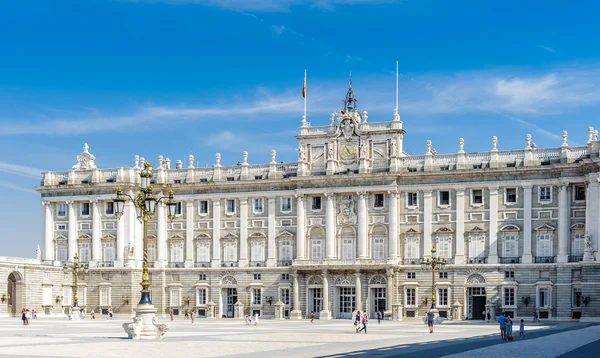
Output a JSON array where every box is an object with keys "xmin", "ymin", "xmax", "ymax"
[
  {"xmin": 404, "ymin": 228, "xmax": 421, "ymax": 234},
  {"xmin": 435, "ymin": 227, "xmax": 454, "ymax": 233},
  {"xmin": 535, "ymin": 223, "xmax": 555, "ymax": 231},
  {"xmin": 170, "ymin": 233, "xmax": 185, "ymax": 240},
  {"xmin": 467, "ymin": 226, "xmax": 485, "ymax": 233},
  {"xmin": 500, "ymin": 225, "xmax": 520, "ymax": 232},
  {"xmin": 249, "ymin": 232, "xmax": 267, "ymax": 238},
  {"xmin": 102, "ymin": 232, "xmax": 116, "ymax": 240},
  {"xmin": 195, "ymin": 233, "xmax": 211, "ymax": 239},
  {"xmin": 72, "ymin": 143, "xmax": 97, "ymax": 170},
  {"xmin": 278, "ymin": 230, "xmax": 295, "ymax": 238},
  {"xmin": 222, "ymin": 232, "xmax": 239, "ymax": 240}
]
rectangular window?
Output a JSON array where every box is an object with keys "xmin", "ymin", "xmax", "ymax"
[
  {"xmin": 405, "ymin": 238, "xmax": 419, "ymax": 259},
  {"xmin": 105, "ymin": 202, "xmax": 114, "ymax": 215},
  {"xmin": 252, "ymin": 288, "xmax": 262, "ymax": 305},
  {"xmin": 311, "ymin": 196, "xmax": 322, "ymax": 211},
  {"xmin": 506, "ymin": 188, "xmax": 517, "ymax": 204},
  {"xmin": 405, "ymin": 288, "xmax": 416, "ymax": 306},
  {"xmin": 572, "ymin": 233, "xmax": 585, "ymax": 256},
  {"xmin": 472, "ymin": 189, "xmax": 483, "ymax": 205},
  {"xmin": 539, "ymin": 187, "xmax": 552, "ymax": 202},
  {"xmin": 537, "ymin": 287, "xmax": 550, "ymax": 308},
  {"xmin": 199, "ymin": 200, "xmax": 208, "ymax": 215},
  {"xmin": 199, "ymin": 274, "xmax": 207, "ymax": 281},
  {"xmin": 407, "ymin": 192, "xmax": 418, "ymax": 207},
  {"xmin": 253, "ymin": 198, "xmax": 264, "ymax": 213},
  {"xmin": 281, "ymin": 274, "xmax": 290, "ymax": 280},
  {"xmin": 439, "ymin": 191, "xmax": 450, "ymax": 206},
  {"xmin": 438, "ymin": 288, "xmax": 448, "ymax": 306},
  {"xmin": 226, "ymin": 200, "xmax": 235, "ymax": 214},
  {"xmin": 57, "ymin": 246, "xmax": 68, "ymax": 262},
  {"xmin": 57, "ymin": 224, "xmax": 67, "ymax": 231},
  {"xmin": 79, "ymin": 242, "xmax": 90, "ymax": 262},
  {"xmin": 280, "ymin": 288, "xmax": 290, "ymax": 305},
  {"xmin": 81, "ymin": 202, "xmax": 90, "ymax": 216},
  {"xmin": 503, "ymin": 235, "xmax": 518, "ymax": 258},
  {"xmin": 437, "ymin": 237, "xmax": 452, "ymax": 258},
  {"xmin": 504, "ymin": 288, "xmax": 515, "ymax": 306},
  {"xmin": 57, "ymin": 203, "xmax": 66, "ymax": 217},
  {"xmin": 407, "ymin": 272, "xmax": 416, "ymax": 279},
  {"xmin": 537, "ymin": 233, "xmax": 553, "ymax": 256},
  {"xmin": 175, "ymin": 202, "xmax": 182, "ymax": 215},
  {"xmin": 504, "ymin": 271, "xmax": 515, "ymax": 279},
  {"xmin": 223, "ymin": 243, "xmax": 237, "ymax": 262},
  {"xmin": 281, "ymin": 219, "xmax": 292, "ymax": 227},
  {"xmin": 281, "ymin": 197, "xmax": 292, "ymax": 212},
  {"xmin": 572, "ymin": 288, "xmax": 582, "ymax": 308},
  {"xmin": 574, "ymin": 186, "xmax": 586, "ymax": 201},
  {"xmin": 439, "ymin": 272, "xmax": 448, "ymax": 279},
  {"xmin": 310, "ymin": 239, "xmax": 323, "ymax": 260},
  {"xmin": 342, "ymin": 239, "xmax": 353, "ymax": 260},
  {"xmin": 374, "ymin": 193, "xmax": 384, "ymax": 208},
  {"xmin": 373, "ymin": 238, "xmax": 385, "ymax": 259},
  {"xmin": 100, "ymin": 287, "xmax": 110, "ymax": 306},
  {"xmin": 197, "ymin": 288, "xmax": 207, "ymax": 305},
  {"xmin": 169, "ymin": 288, "xmax": 181, "ymax": 306},
  {"xmin": 253, "ymin": 273, "xmax": 261, "ymax": 280}
]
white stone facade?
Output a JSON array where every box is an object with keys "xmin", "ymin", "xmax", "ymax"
[{"xmin": 1, "ymin": 85, "xmax": 599, "ymax": 322}]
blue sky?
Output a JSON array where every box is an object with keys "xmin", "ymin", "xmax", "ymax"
[{"xmin": 1, "ymin": 0, "xmax": 599, "ymax": 257}]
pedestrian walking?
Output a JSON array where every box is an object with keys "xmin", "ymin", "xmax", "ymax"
[
  {"xmin": 32, "ymin": 309, "xmax": 37, "ymax": 319},
  {"xmin": 506, "ymin": 315, "xmax": 513, "ymax": 340},
  {"xmin": 310, "ymin": 311, "xmax": 315, "ymax": 324},
  {"xmin": 90, "ymin": 310, "xmax": 96, "ymax": 319},
  {"xmin": 254, "ymin": 313, "xmax": 259, "ymax": 326},
  {"xmin": 486, "ymin": 310, "xmax": 490, "ymax": 323},
  {"xmin": 108, "ymin": 307, "xmax": 113, "ymax": 320},
  {"xmin": 355, "ymin": 311, "xmax": 361, "ymax": 333},
  {"xmin": 190, "ymin": 310, "xmax": 195, "ymax": 323},
  {"xmin": 519, "ymin": 319, "xmax": 525, "ymax": 339},
  {"xmin": 358, "ymin": 312, "xmax": 368, "ymax": 333},
  {"xmin": 427, "ymin": 310, "xmax": 435, "ymax": 333},
  {"xmin": 498, "ymin": 312, "xmax": 507, "ymax": 340},
  {"xmin": 21, "ymin": 309, "xmax": 27, "ymax": 326},
  {"xmin": 377, "ymin": 311, "xmax": 382, "ymax": 324}
]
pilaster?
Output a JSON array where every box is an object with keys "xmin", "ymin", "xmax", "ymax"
[
  {"xmin": 388, "ymin": 191, "xmax": 399, "ymax": 261},
  {"xmin": 290, "ymin": 273, "xmax": 302, "ymax": 319},
  {"xmin": 522, "ymin": 184, "xmax": 533, "ymax": 264},
  {"xmin": 156, "ymin": 201, "xmax": 167, "ymax": 268},
  {"xmin": 67, "ymin": 201, "xmax": 77, "ymax": 261},
  {"xmin": 296, "ymin": 195, "xmax": 306, "ymax": 260},
  {"xmin": 355, "ymin": 272, "xmax": 363, "ymax": 312},
  {"xmin": 43, "ymin": 201, "xmax": 54, "ymax": 261},
  {"xmin": 357, "ymin": 192, "xmax": 368, "ymax": 259},
  {"xmin": 211, "ymin": 200, "xmax": 221, "ymax": 267},
  {"xmin": 185, "ymin": 201, "xmax": 194, "ymax": 268},
  {"xmin": 267, "ymin": 198, "xmax": 277, "ymax": 266},
  {"xmin": 239, "ymin": 198, "xmax": 249, "ymax": 267},
  {"xmin": 91, "ymin": 199, "xmax": 101, "ymax": 266},
  {"xmin": 454, "ymin": 189, "xmax": 465, "ymax": 265},
  {"xmin": 325, "ymin": 193, "xmax": 336, "ymax": 259},
  {"xmin": 320, "ymin": 270, "xmax": 332, "ymax": 319},
  {"xmin": 488, "ymin": 187, "xmax": 499, "ymax": 264},
  {"xmin": 423, "ymin": 191, "xmax": 433, "ymax": 257},
  {"xmin": 557, "ymin": 183, "xmax": 570, "ymax": 263}
]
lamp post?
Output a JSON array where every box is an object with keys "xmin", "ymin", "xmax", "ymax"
[
  {"xmin": 420, "ymin": 245, "xmax": 446, "ymax": 312},
  {"xmin": 63, "ymin": 252, "xmax": 89, "ymax": 321},
  {"xmin": 114, "ymin": 161, "xmax": 177, "ymax": 340}
]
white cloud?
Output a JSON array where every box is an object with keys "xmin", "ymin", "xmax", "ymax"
[
  {"xmin": 0, "ymin": 180, "xmax": 37, "ymax": 194},
  {"xmin": 538, "ymin": 45, "xmax": 556, "ymax": 53},
  {"xmin": 271, "ymin": 25, "xmax": 286, "ymax": 35},
  {"xmin": 0, "ymin": 161, "xmax": 44, "ymax": 178},
  {"xmin": 495, "ymin": 74, "xmax": 560, "ymax": 109}
]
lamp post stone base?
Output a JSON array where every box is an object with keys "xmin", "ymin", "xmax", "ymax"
[
  {"xmin": 123, "ymin": 305, "xmax": 169, "ymax": 340},
  {"xmin": 68, "ymin": 307, "xmax": 81, "ymax": 321}
]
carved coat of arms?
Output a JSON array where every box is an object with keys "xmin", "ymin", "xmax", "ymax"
[{"xmin": 337, "ymin": 197, "xmax": 357, "ymax": 225}]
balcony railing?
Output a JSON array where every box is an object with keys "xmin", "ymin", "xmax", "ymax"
[
  {"xmin": 249, "ymin": 261, "xmax": 265, "ymax": 267},
  {"xmin": 568, "ymin": 255, "xmax": 583, "ymax": 263},
  {"xmin": 278, "ymin": 260, "xmax": 293, "ymax": 266},
  {"xmin": 293, "ymin": 259, "xmax": 388, "ymax": 266},
  {"xmin": 499, "ymin": 257, "xmax": 521, "ymax": 264},
  {"xmin": 534, "ymin": 256, "xmax": 555, "ymax": 263},
  {"xmin": 402, "ymin": 259, "xmax": 421, "ymax": 265},
  {"xmin": 96, "ymin": 261, "xmax": 114, "ymax": 268},
  {"xmin": 194, "ymin": 261, "xmax": 210, "ymax": 268},
  {"xmin": 167, "ymin": 262, "xmax": 185, "ymax": 268},
  {"xmin": 466, "ymin": 257, "xmax": 488, "ymax": 264},
  {"xmin": 221, "ymin": 261, "xmax": 239, "ymax": 267}
]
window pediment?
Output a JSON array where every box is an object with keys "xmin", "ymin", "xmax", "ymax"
[
  {"xmin": 102, "ymin": 232, "xmax": 116, "ymax": 240},
  {"xmin": 435, "ymin": 227, "xmax": 453, "ymax": 234},
  {"xmin": 170, "ymin": 233, "xmax": 185, "ymax": 240},
  {"xmin": 249, "ymin": 232, "xmax": 267, "ymax": 239},
  {"xmin": 404, "ymin": 228, "xmax": 421, "ymax": 234},
  {"xmin": 570, "ymin": 223, "xmax": 585, "ymax": 230},
  {"xmin": 500, "ymin": 225, "xmax": 521, "ymax": 232},
  {"xmin": 195, "ymin": 233, "xmax": 211, "ymax": 239},
  {"xmin": 535, "ymin": 223, "xmax": 555, "ymax": 231},
  {"xmin": 467, "ymin": 226, "xmax": 486, "ymax": 233},
  {"xmin": 278, "ymin": 230, "xmax": 295, "ymax": 238},
  {"xmin": 222, "ymin": 232, "xmax": 239, "ymax": 240}
]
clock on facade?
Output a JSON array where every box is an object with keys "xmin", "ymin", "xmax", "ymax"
[{"xmin": 339, "ymin": 143, "xmax": 357, "ymax": 160}]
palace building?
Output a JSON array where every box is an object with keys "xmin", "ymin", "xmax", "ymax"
[{"xmin": 2, "ymin": 83, "xmax": 600, "ymax": 322}]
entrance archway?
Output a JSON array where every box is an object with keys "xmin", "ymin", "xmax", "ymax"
[{"xmin": 7, "ymin": 271, "xmax": 23, "ymax": 318}]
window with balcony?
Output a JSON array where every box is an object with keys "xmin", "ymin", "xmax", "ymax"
[
  {"xmin": 250, "ymin": 241, "xmax": 265, "ymax": 263},
  {"xmin": 436, "ymin": 236, "xmax": 452, "ymax": 259},
  {"xmin": 223, "ymin": 242, "xmax": 237, "ymax": 262},
  {"xmin": 310, "ymin": 239, "xmax": 323, "ymax": 260},
  {"xmin": 373, "ymin": 238, "xmax": 385, "ymax": 259},
  {"xmin": 405, "ymin": 235, "xmax": 420, "ymax": 259},
  {"xmin": 195, "ymin": 241, "xmax": 210, "ymax": 263},
  {"xmin": 279, "ymin": 240, "xmax": 292, "ymax": 264}
]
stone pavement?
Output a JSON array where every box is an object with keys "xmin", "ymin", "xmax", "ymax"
[{"xmin": 0, "ymin": 317, "xmax": 596, "ymax": 358}]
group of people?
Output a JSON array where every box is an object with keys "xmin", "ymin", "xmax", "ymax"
[
  {"xmin": 245, "ymin": 313, "xmax": 260, "ymax": 326},
  {"xmin": 170, "ymin": 309, "xmax": 197, "ymax": 323},
  {"xmin": 354, "ymin": 311, "xmax": 368, "ymax": 333},
  {"xmin": 20, "ymin": 309, "xmax": 36, "ymax": 325},
  {"xmin": 498, "ymin": 312, "xmax": 525, "ymax": 340}
]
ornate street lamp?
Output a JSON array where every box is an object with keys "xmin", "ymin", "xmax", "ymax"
[
  {"xmin": 420, "ymin": 245, "xmax": 446, "ymax": 310},
  {"xmin": 63, "ymin": 252, "xmax": 89, "ymax": 321},
  {"xmin": 114, "ymin": 161, "xmax": 177, "ymax": 340}
]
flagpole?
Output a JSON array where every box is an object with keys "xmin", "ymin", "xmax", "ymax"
[
  {"xmin": 304, "ymin": 69, "xmax": 307, "ymax": 120},
  {"xmin": 395, "ymin": 61, "xmax": 398, "ymax": 111}
]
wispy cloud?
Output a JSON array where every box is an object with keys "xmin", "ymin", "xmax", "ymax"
[
  {"xmin": 127, "ymin": 0, "xmax": 397, "ymax": 12},
  {"xmin": 271, "ymin": 25, "xmax": 286, "ymax": 35},
  {"xmin": 0, "ymin": 161, "xmax": 44, "ymax": 178},
  {"xmin": 0, "ymin": 180, "xmax": 37, "ymax": 194},
  {"xmin": 538, "ymin": 45, "xmax": 556, "ymax": 53}
]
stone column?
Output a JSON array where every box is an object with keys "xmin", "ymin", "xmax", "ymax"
[
  {"xmin": 325, "ymin": 193, "xmax": 336, "ymax": 259},
  {"xmin": 290, "ymin": 273, "xmax": 302, "ymax": 319},
  {"xmin": 43, "ymin": 201, "xmax": 54, "ymax": 261},
  {"xmin": 267, "ymin": 197, "xmax": 277, "ymax": 266},
  {"xmin": 522, "ymin": 185, "xmax": 533, "ymax": 263},
  {"xmin": 455, "ymin": 189, "xmax": 465, "ymax": 264},
  {"xmin": 211, "ymin": 200, "xmax": 221, "ymax": 267},
  {"xmin": 388, "ymin": 191, "xmax": 399, "ymax": 261},
  {"xmin": 296, "ymin": 195, "xmax": 306, "ymax": 260},
  {"xmin": 488, "ymin": 187, "xmax": 499, "ymax": 264},
  {"xmin": 586, "ymin": 174, "xmax": 600, "ymax": 251},
  {"xmin": 386, "ymin": 269, "xmax": 394, "ymax": 315},
  {"xmin": 67, "ymin": 201, "xmax": 77, "ymax": 261},
  {"xmin": 355, "ymin": 272, "xmax": 362, "ymax": 312},
  {"xmin": 239, "ymin": 198, "xmax": 249, "ymax": 266},
  {"xmin": 116, "ymin": 200, "xmax": 125, "ymax": 267},
  {"xmin": 357, "ymin": 192, "xmax": 368, "ymax": 259},
  {"xmin": 185, "ymin": 201, "xmax": 194, "ymax": 268},
  {"xmin": 423, "ymin": 191, "xmax": 433, "ymax": 257},
  {"xmin": 91, "ymin": 199, "xmax": 101, "ymax": 265},
  {"xmin": 320, "ymin": 271, "xmax": 332, "ymax": 319},
  {"xmin": 557, "ymin": 184, "xmax": 570, "ymax": 263},
  {"xmin": 156, "ymin": 202, "xmax": 167, "ymax": 268}
]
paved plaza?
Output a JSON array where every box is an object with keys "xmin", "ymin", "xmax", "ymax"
[{"xmin": 0, "ymin": 317, "xmax": 598, "ymax": 358}]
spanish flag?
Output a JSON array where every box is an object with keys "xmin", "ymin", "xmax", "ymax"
[{"xmin": 302, "ymin": 70, "xmax": 306, "ymax": 98}]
